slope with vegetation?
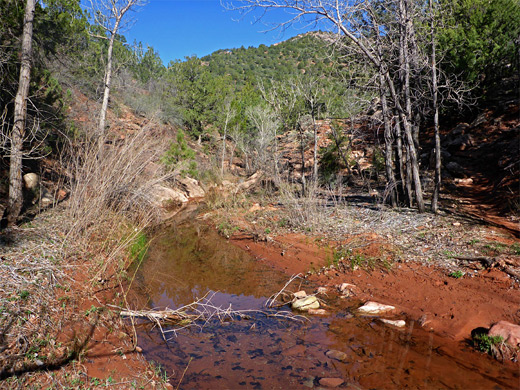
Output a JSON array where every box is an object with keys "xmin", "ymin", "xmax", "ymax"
[{"xmin": 0, "ymin": 0, "xmax": 519, "ymax": 386}]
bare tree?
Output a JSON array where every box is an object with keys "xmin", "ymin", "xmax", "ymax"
[
  {"xmin": 87, "ymin": 0, "xmax": 146, "ymax": 139},
  {"xmin": 220, "ymin": 98, "xmax": 235, "ymax": 175},
  {"xmin": 430, "ymin": 0, "xmax": 441, "ymax": 213},
  {"xmin": 224, "ymin": 0, "xmax": 426, "ymax": 211},
  {"xmin": 296, "ymin": 75, "xmax": 324, "ymax": 182},
  {"xmin": 246, "ymin": 105, "xmax": 280, "ymax": 174},
  {"xmin": 6, "ymin": 0, "xmax": 35, "ymax": 227}
]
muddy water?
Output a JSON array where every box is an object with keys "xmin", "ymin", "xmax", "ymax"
[{"xmin": 129, "ymin": 206, "xmax": 520, "ymax": 389}]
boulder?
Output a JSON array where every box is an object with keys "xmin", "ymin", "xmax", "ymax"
[
  {"xmin": 237, "ymin": 170, "xmax": 264, "ymax": 192},
  {"xmin": 489, "ymin": 321, "xmax": 520, "ymax": 347},
  {"xmin": 338, "ymin": 283, "xmax": 356, "ymax": 295},
  {"xmin": 291, "ymin": 296, "xmax": 320, "ymax": 311},
  {"xmin": 357, "ymin": 301, "xmax": 395, "ymax": 315},
  {"xmin": 293, "ymin": 290, "xmax": 307, "ymax": 299},
  {"xmin": 23, "ymin": 173, "xmax": 39, "ymax": 190},
  {"xmin": 177, "ymin": 177, "xmax": 205, "ymax": 198},
  {"xmin": 150, "ymin": 184, "xmax": 188, "ymax": 208},
  {"xmin": 451, "ymin": 123, "xmax": 470, "ymax": 136},
  {"xmin": 319, "ymin": 378, "xmax": 345, "ymax": 388},
  {"xmin": 40, "ymin": 189, "xmax": 54, "ymax": 207}
]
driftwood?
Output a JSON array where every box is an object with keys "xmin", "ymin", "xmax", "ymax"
[
  {"xmin": 455, "ymin": 256, "xmax": 520, "ymax": 280},
  {"xmin": 116, "ymin": 292, "xmax": 307, "ymax": 341}
]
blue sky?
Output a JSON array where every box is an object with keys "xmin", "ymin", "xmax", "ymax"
[{"xmin": 124, "ymin": 0, "xmax": 316, "ymax": 65}]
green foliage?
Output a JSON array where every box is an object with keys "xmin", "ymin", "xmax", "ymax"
[
  {"xmin": 319, "ymin": 121, "xmax": 350, "ymax": 183},
  {"xmin": 18, "ymin": 290, "xmax": 30, "ymax": 301},
  {"xmin": 201, "ymin": 33, "xmax": 343, "ymax": 88},
  {"xmin": 473, "ymin": 333, "xmax": 504, "ymax": 354},
  {"xmin": 0, "ymin": 0, "xmax": 84, "ymax": 159},
  {"xmin": 448, "ymin": 270, "xmax": 464, "ymax": 279},
  {"xmin": 165, "ymin": 56, "xmax": 231, "ymax": 138},
  {"xmin": 132, "ymin": 42, "xmax": 165, "ymax": 83},
  {"xmin": 161, "ymin": 130, "xmax": 198, "ymax": 177},
  {"xmin": 129, "ymin": 232, "xmax": 148, "ymax": 266},
  {"xmin": 438, "ymin": 0, "xmax": 520, "ymax": 86},
  {"xmin": 216, "ymin": 220, "xmax": 238, "ymax": 239}
]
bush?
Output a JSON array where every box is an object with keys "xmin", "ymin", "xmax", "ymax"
[{"xmin": 161, "ymin": 130, "xmax": 198, "ymax": 178}]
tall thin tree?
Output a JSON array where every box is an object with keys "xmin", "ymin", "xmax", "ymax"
[
  {"xmin": 6, "ymin": 0, "xmax": 35, "ymax": 226},
  {"xmin": 430, "ymin": 0, "xmax": 441, "ymax": 213},
  {"xmin": 88, "ymin": 0, "xmax": 146, "ymax": 139}
]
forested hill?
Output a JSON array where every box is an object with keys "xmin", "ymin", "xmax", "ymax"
[{"xmin": 200, "ymin": 32, "xmax": 342, "ymax": 86}]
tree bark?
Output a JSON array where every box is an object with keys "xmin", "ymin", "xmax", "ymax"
[
  {"xmin": 430, "ymin": 0, "xmax": 441, "ymax": 213},
  {"xmin": 7, "ymin": 0, "xmax": 35, "ymax": 227},
  {"xmin": 379, "ymin": 72, "xmax": 397, "ymax": 207},
  {"xmin": 97, "ymin": 17, "xmax": 121, "ymax": 139},
  {"xmin": 298, "ymin": 122, "xmax": 306, "ymax": 195},
  {"xmin": 221, "ymin": 107, "xmax": 231, "ymax": 175}
]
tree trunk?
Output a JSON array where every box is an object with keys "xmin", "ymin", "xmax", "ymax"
[
  {"xmin": 379, "ymin": 72, "xmax": 397, "ymax": 207},
  {"xmin": 298, "ymin": 123, "xmax": 306, "ymax": 195},
  {"xmin": 430, "ymin": 0, "xmax": 441, "ymax": 213},
  {"xmin": 221, "ymin": 110, "xmax": 230, "ymax": 175},
  {"xmin": 6, "ymin": 0, "xmax": 35, "ymax": 227},
  {"xmin": 312, "ymin": 115, "xmax": 318, "ymax": 182},
  {"xmin": 397, "ymin": 0, "xmax": 425, "ymax": 212},
  {"xmin": 98, "ymin": 17, "xmax": 122, "ymax": 140}
]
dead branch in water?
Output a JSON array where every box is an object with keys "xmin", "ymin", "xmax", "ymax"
[
  {"xmin": 114, "ymin": 292, "xmax": 307, "ymax": 341},
  {"xmin": 265, "ymin": 273, "xmax": 302, "ymax": 308}
]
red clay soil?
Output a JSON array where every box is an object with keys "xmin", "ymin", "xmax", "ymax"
[
  {"xmin": 43, "ymin": 259, "xmax": 170, "ymax": 388},
  {"xmin": 232, "ymin": 231, "xmax": 520, "ymax": 342}
]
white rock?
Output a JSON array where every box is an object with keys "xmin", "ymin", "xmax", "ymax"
[
  {"xmin": 292, "ymin": 296, "xmax": 320, "ymax": 311},
  {"xmin": 380, "ymin": 319, "xmax": 406, "ymax": 328},
  {"xmin": 357, "ymin": 301, "xmax": 395, "ymax": 314},
  {"xmin": 150, "ymin": 184, "xmax": 188, "ymax": 207},
  {"xmin": 177, "ymin": 177, "xmax": 205, "ymax": 198},
  {"xmin": 293, "ymin": 290, "xmax": 307, "ymax": 299},
  {"xmin": 23, "ymin": 173, "xmax": 39, "ymax": 190}
]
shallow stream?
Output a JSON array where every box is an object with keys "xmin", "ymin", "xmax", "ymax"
[{"xmin": 128, "ymin": 205, "xmax": 519, "ymax": 389}]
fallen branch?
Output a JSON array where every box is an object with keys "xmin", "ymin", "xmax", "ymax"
[
  {"xmin": 455, "ymin": 256, "xmax": 520, "ymax": 280},
  {"xmin": 115, "ymin": 291, "xmax": 308, "ymax": 341},
  {"xmin": 265, "ymin": 273, "xmax": 302, "ymax": 308}
]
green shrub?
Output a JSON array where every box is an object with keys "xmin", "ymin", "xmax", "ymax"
[
  {"xmin": 473, "ymin": 333, "xmax": 504, "ymax": 354},
  {"xmin": 161, "ymin": 130, "xmax": 198, "ymax": 178}
]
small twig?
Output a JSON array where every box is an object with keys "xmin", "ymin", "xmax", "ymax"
[
  {"xmin": 176, "ymin": 357, "xmax": 192, "ymax": 390},
  {"xmin": 266, "ymin": 273, "xmax": 301, "ymax": 308}
]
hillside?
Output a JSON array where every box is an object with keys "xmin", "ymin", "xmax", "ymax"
[{"xmin": 200, "ymin": 32, "xmax": 344, "ymax": 85}]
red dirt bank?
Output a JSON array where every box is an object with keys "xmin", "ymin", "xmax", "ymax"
[{"xmin": 232, "ymin": 228, "xmax": 520, "ymax": 342}]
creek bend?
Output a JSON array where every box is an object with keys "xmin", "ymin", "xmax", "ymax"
[{"xmin": 128, "ymin": 205, "xmax": 519, "ymax": 389}]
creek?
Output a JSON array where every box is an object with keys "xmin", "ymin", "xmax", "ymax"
[{"xmin": 128, "ymin": 204, "xmax": 519, "ymax": 389}]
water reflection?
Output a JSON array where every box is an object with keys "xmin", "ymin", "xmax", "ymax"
[{"xmin": 130, "ymin": 207, "xmax": 520, "ymax": 389}]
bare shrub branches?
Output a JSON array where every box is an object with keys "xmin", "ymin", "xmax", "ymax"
[{"xmin": 117, "ymin": 291, "xmax": 307, "ymax": 341}]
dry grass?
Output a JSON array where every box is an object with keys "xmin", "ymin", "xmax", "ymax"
[
  {"xmin": 0, "ymin": 120, "xmax": 177, "ymax": 386},
  {"xmin": 278, "ymin": 181, "xmax": 328, "ymax": 232},
  {"xmin": 63, "ymin": 123, "xmax": 174, "ymax": 277},
  {"xmin": 0, "ymin": 210, "xmax": 81, "ymax": 382}
]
